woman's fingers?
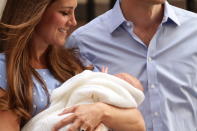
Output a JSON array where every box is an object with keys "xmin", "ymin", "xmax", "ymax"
[
  {"xmin": 67, "ymin": 119, "xmax": 82, "ymax": 131},
  {"xmin": 77, "ymin": 122, "xmax": 89, "ymax": 131},
  {"xmin": 52, "ymin": 114, "xmax": 76, "ymax": 131},
  {"xmin": 67, "ymin": 119, "xmax": 93, "ymax": 131},
  {"xmin": 59, "ymin": 106, "xmax": 76, "ymax": 116},
  {"xmin": 55, "ymin": 103, "xmax": 104, "ymax": 131},
  {"xmin": 94, "ymin": 124, "xmax": 106, "ymax": 131}
]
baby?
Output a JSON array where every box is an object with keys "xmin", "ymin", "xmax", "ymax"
[{"xmin": 22, "ymin": 70, "xmax": 144, "ymax": 131}]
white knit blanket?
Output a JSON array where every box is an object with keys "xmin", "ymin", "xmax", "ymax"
[{"xmin": 22, "ymin": 70, "xmax": 145, "ymax": 131}]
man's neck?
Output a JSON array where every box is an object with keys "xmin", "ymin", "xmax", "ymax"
[
  {"xmin": 120, "ymin": 0, "xmax": 165, "ymax": 45},
  {"xmin": 121, "ymin": 0, "xmax": 164, "ymax": 28}
]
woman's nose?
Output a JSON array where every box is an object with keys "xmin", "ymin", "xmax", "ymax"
[{"xmin": 69, "ymin": 14, "xmax": 77, "ymax": 27}]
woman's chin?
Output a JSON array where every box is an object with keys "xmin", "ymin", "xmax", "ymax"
[{"xmin": 53, "ymin": 41, "xmax": 66, "ymax": 47}]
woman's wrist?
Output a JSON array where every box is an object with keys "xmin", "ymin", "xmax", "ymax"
[{"xmin": 95, "ymin": 102, "xmax": 112, "ymax": 123}]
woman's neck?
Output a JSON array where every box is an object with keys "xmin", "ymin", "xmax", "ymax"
[{"xmin": 29, "ymin": 34, "xmax": 49, "ymax": 69}]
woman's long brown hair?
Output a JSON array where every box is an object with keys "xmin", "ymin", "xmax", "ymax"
[{"xmin": 0, "ymin": 0, "xmax": 88, "ymax": 126}]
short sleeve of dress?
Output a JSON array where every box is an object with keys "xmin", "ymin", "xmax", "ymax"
[{"xmin": 0, "ymin": 53, "xmax": 7, "ymax": 91}]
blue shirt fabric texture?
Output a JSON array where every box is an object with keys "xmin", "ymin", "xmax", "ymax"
[
  {"xmin": 0, "ymin": 53, "xmax": 61, "ymax": 116},
  {"xmin": 66, "ymin": 1, "xmax": 197, "ymax": 131}
]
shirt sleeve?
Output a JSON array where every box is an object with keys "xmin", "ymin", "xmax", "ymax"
[
  {"xmin": 66, "ymin": 35, "xmax": 101, "ymax": 72},
  {"xmin": 0, "ymin": 55, "xmax": 7, "ymax": 91},
  {"xmin": 66, "ymin": 34, "xmax": 78, "ymax": 49}
]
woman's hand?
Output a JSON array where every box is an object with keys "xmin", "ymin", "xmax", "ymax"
[
  {"xmin": 0, "ymin": 89, "xmax": 20, "ymax": 131},
  {"xmin": 52, "ymin": 103, "xmax": 105, "ymax": 131}
]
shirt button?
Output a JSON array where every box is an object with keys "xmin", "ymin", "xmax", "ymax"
[
  {"xmin": 33, "ymin": 92, "xmax": 36, "ymax": 96},
  {"xmin": 41, "ymin": 98, "xmax": 44, "ymax": 102},
  {"xmin": 33, "ymin": 105, "xmax": 37, "ymax": 109},
  {"xmin": 154, "ymin": 112, "xmax": 159, "ymax": 116},
  {"xmin": 48, "ymin": 89, "xmax": 52, "ymax": 94},
  {"xmin": 150, "ymin": 84, "xmax": 155, "ymax": 89},
  {"xmin": 148, "ymin": 57, "xmax": 152, "ymax": 62},
  {"xmin": 126, "ymin": 22, "xmax": 131, "ymax": 27}
]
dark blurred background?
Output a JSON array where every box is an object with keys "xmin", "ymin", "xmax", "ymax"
[
  {"xmin": 0, "ymin": 0, "xmax": 197, "ymax": 51},
  {"xmin": 75, "ymin": 0, "xmax": 197, "ymax": 26}
]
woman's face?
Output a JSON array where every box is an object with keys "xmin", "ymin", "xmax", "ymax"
[{"xmin": 35, "ymin": 0, "xmax": 77, "ymax": 47}]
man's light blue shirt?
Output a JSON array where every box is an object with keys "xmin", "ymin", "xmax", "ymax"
[{"xmin": 67, "ymin": 1, "xmax": 197, "ymax": 130}]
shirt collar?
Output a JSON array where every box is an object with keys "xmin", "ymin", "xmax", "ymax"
[
  {"xmin": 108, "ymin": 0, "xmax": 126, "ymax": 33},
  {"xmin": 108, "ymin": 0, "xmax": 181, "ymax": 33},
  {"xmin": 162, "ymin": 1, "xmax": 181, "ymax": 26}
]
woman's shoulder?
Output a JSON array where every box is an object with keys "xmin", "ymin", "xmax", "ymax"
[
  {"xmin": 0, "ymin": 53, "xmax": 7, "ymax": 90},
  {"xmin": 0, "ymin": 53, "xmax": 6, "ymax": 71},
  {"xmin": 0, "ymin": 53, "xmax": 6, "ymax": 63}
]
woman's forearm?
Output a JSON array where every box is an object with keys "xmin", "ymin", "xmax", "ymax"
[
  {"xmin": 98, "ymin": 102, "xmax": 145, "ymax": 131},
  {"xmin": 0, "ymin": 89, "xmax": 20, "ymax": 131},
  {"xmin": 0, "ymin": 110, "xmax": 20, "ymax": 131}
]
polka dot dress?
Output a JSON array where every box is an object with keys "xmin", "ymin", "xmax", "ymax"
[
  {"xmin": 0, "ymin": 54, "xmax": 61, "ymax": 116},
  {"xmin": 32, "ymin": 69, "xmax": 61, "ymax": 116}
]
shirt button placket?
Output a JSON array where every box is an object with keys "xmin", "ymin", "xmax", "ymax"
[
  {"xmin": 148, "ymin": 57, "xmax": 152, "ymax": 63},
  {"xmin": 147, "ymin": 55, "xmax": 161, "ymax": 130},
  {"xmin": 150, "ymin": 84, "xmax": 155, "ymax": 89},
  {"xmin": 154, "ymin": 112, "xmax": 159, "ymax": 117}
]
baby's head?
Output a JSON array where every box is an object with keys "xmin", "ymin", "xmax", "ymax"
[
  {"xmin": 115, "ymin": 73, "xmax": 144, "ymax": 91},
  {"xmin": 101, "ymin": 67, "xmax": 143, "ymax": 91}
]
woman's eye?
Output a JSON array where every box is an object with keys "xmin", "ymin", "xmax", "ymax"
[{"xmin": 59, "ymin": 11, "xmax": 68, "ymax": 16}]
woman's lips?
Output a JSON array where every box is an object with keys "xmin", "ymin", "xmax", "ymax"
[{"xmin": 58, "ymin": 28, "xmax": 68, "ymax": 35}]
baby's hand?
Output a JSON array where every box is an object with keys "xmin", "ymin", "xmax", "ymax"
[{"xmin": 101, "ymin": 66, "xmax": 108, "ymax": 73}]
